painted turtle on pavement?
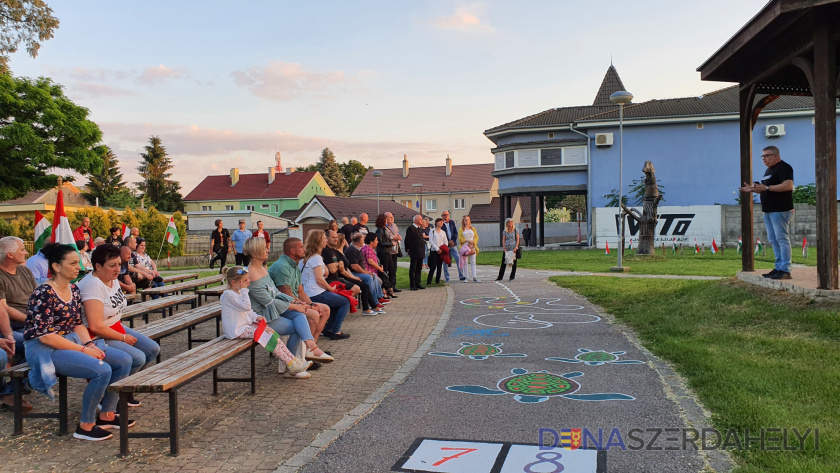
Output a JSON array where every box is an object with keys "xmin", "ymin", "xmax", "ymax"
[
  {"xmin": 546, "ymin": 348, "xmax": 644, "ymax": 366},
  {"xmin": 429, "ymin": 342, "xmax": 526, "ymax": 360}
]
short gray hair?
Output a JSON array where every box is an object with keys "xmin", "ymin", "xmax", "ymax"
[{"xmin": 0, "ymin": 236, "xmax": 23, "ymax": 263}]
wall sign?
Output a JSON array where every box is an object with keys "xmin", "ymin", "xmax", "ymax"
[{"xmin": 594, "ymin": 205, "xmax": 722, "ymax": 248}]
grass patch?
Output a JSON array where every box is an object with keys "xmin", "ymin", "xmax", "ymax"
[{"xmin": 550, "ymin": 276, "xmax": 839, "ymax": 472}]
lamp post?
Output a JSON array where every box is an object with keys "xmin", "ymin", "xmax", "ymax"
[
  {"xmin": 610, "ymin": 90, "xmax": 633, "ymax": 271},
  {"xmin": 412, "ymin": 183, "xmax": 423, "ymax": 214},
  {"xmin": 372, "ymin": 170, "xmax": 383, "ymax": 214}
]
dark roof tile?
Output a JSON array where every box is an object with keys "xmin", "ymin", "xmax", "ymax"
[
  {"xmin": 352, "ymin": 163, "xmax": 496, "ymax": 196},
  {"xmin": 310, "ymin": 196, "xmax": 421, "ymax": 222}
]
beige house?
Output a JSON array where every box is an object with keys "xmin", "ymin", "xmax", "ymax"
[
  {"xmin": 351, "ymin": 156, "xmax": 497, "ymax": 223},
  {"xmin": 0, "ymin": 182, "xmax": 90, "ymax": 221}
]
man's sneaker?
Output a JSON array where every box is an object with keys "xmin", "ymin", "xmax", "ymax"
[
  {"xmin": 73, "ymin": 424, "xmax": 113, "ymax": 441},
  {"xmin": 762, "ymin": 269, "xmax": 779, "ymax": 278},
  {"xmin": 96, "ymin": 414, "xmax": 135, "ymax": 430},
  {"xmin": 361, "ymin": 309, "xmax": 378, "ymax": 316},
  {"xmin": 285, "ymin": 357, "xmax": 312, "ymax": 374},
  {"xmin": 126, "ymin": 395, "xmax": 141, "ymax": 407},
  {"xmin": 462, "ymin": 279, "xmax": 468, "ymax": 283},
  {"xmin": 378, "ymin": 298, "xmax": 390, "ymax": 304},
  {"xmin": 771, "ymin": 271, "xmax": 792, "ymax": 280},
  {"xmin": 285, "ymin": 370, "xmax": 311, "ymax": 379},
  {"xmin": 473, "ymin": 278, "xmax": 481, "ymax": 283}
]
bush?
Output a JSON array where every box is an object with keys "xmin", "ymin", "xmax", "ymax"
[{"xmin": 545, "ymin": 208, "xmax": 571, "ymax": 223}]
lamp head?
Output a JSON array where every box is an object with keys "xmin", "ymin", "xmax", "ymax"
[
  {"xmin": 372, "ymin": 170, "xmax": 383, "ymax": 178},
  {"xmin": 610, "ymin": 90, "xmax": 633, "ymax": 105}
]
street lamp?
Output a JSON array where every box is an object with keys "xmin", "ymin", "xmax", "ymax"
[
  {"xmin": 610, "ymin": 90, "xmax": 633, "ymax": 271},
  {"xmin": 372, "ymin": 170, "xmax": 383, "ymax": 214},
  {"xmin": 412, "ymin": 183, "xmax": 423, "ymax": 214}
]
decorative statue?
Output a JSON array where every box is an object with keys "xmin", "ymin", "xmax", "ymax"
[{"xmin": 621, "ymin": 161, "xmax": 662, "ymax": 255}]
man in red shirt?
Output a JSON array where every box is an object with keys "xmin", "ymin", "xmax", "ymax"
[
  {"xmin": 73, "ymin": 217, "xmax": 95, "ymax": 250},
  {"xmin": 252, "ymin": 220, "xmax": 271, "ymax": 252}
]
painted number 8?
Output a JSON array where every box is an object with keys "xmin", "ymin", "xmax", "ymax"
[{"xmin": 523, "ymin": 451, "xmax": 564, "ymax": 473}]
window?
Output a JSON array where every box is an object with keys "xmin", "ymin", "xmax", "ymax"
[
  {"xmin": 201, "ymin": 205, "xmax": 211, "ymax": 211},
  {"xmin": 505, "ymin": 151, "xmax": 515, "ymax": 168},
  {"xmin": 517, "ymin": 149, "xmax": 539, "ymax": 167},
  {"xmin": 540, "ymin": 148, "xmax": 563, "ymax": 166},
  {"xmin": 272, "ymin": 204, "xmax": 279, "ymax": 213},
  {"xmin": 246, "ymin": 205, "xmax": 255, "ymax": 211},
  {"xmin": 494, "ymin": 153, "xmax": 505, "ymax": 171},
  {"xmin": 260, "ymin": 204, "xmax": 269, "ymax": 210},
  {"xmin": 426, "ymin": 199, "xmax": 437, "ymax": 211},
  {"xmin": 454, "ymin": 198, "xmax": 465, "ymax": 210},
  {"xmin": 224, "ymin": 205, "xmax": 234, "ymax": 211},
  {"xmin": 401, "ymin": 200, "xmax": 412, "ymax": 209}
]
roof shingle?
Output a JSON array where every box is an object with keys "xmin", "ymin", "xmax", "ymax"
[
  {"xmin": 306, "ymin": 196, "xmax": 421, "ymax": 222},
  {"xmin": 184, "ymin": 171, "xmax": 322, "ymax": 201},
  {"xmin": 352, "ymin": 163, "xmax": 496, "ymax": 196}
]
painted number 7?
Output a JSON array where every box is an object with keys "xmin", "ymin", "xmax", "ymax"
[{"xmin": 432, "ymin": 447, "xmax": 479, "ymax": 466}]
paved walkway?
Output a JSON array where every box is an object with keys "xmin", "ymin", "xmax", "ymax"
[
  {"xmin": 0, "ymin": 287, "xmax": 445, "ymax": 471},
  {"xmin": 295, "ymin": 266, "xmax": 729, "ymax": 472}
]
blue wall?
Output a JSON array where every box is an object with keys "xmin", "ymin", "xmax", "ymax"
[{"xmin": 497, "ymin": 169, "xmax": 587, "ymax": 191}]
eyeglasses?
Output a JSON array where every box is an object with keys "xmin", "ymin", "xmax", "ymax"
[{"xmin": 760, "ymin": 153, "xmax": 776, "ymax": 158}]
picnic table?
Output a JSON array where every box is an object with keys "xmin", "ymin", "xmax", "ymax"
[
  {"xmin": 121, "ymin": 294, "xmax": 198, "ymax": 327},
  {"xmin": 160, "ymin": 272, "xmax": 199, "ymax": 284},
  {"xmin": 140, "ymin": 274, "xmax": 225, "ymax": 302},
  {"xmin": 195, "ymin": 284, "xmax": 226, "ymax": 302}
]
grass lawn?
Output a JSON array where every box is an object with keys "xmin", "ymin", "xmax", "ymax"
[{"xmin": 550, "ymin": 276, "xmax": 839, "ymax": 472}]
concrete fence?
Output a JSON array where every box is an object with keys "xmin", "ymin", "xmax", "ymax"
[
  {"xmin": 473, "ymin": 222, "xmax": 586, "ymax": 250},
  {"xmin": 721, "ymin": 203, "xmax": 830, "ymax": 247}
]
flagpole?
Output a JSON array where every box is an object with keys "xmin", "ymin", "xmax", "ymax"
[{"xmin": 156, "ymin": 220, "xmax": 167, "ymax": 261}]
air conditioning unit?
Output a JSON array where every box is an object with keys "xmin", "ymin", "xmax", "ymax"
[
  {"xmin": 765, "ymin": 124, "xmax": 786, "ymax": 137},
  {"xmin": 595, "ymin": 133, "xmax": 614, "ymax": 146}
]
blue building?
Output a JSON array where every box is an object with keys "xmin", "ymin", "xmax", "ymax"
[{"xmin": 484, "ymin": 66, "xmax": 836, "ymax": 245}]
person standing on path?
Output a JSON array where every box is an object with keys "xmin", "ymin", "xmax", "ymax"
[
  {"xmin": 427, "ymin": 218, "xmax": 447, "ymax": 286},
  {"xmin": 209, "ymin": 219, "xmax": 232, "ymax": 273},
  {"xmin": 458, "ymin": 216, "xmax": 480, "ymax": 283},
  {"xmin": 522, "ymin": 223, "xmax": 531, "ymax": 247},
  {"xmin": 496, "ymin": 218, "xmax": 520, "ymax": 281},
  {"xmin": 385, "ymin": 212, "xmax": 402, "ymax": 293},
  {"xmin": 252, "ymin": 220, "xmax": 271, "ymax": 253},
  {"xmin": 740, "ymin": 145, "xmax": 794, "ymax": 280},
  {"xmin": 404, "ymin": 215, "xmax": 426, "ymax": 290},
  {"xmin": 441, "ymin": 211, "xmax": 464, "ymax": 283},
  {"xmin": 374, "ymin": 214, "xmax": 398, "ymax": 292},
  {"xmin": 231, "ymin": 219, "xmax": 252, "ymax": 267}
]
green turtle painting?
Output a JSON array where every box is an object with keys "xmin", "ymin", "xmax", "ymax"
[
  {"xmin": 545, "ymin": 348, "xmax": 644, "ymax": 366},
  {"xmin": 429, "ymin": 342, "xmax": 526, "ymax": 360},
  {"xmin": 447, "ymin": 368, "xmax": 635, "ymax": 403}
]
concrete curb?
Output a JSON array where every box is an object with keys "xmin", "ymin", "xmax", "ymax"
[
  {"xmin": 737, "ymin": 271, "xmax": 840, "ymax": 300},
  {"xmin": 273, "ymin": 284, "xmax": 457, "ymax": 473}
]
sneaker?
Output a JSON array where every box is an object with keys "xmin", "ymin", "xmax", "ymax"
[
  {"xmin": 285, "ymin": 357, "xmax": 312, "ymax": 374},
  {"xmin": 378, "ymin": 298, "xmax": 391, "ymax": 304},
  {"xmin": 770, "ymin": 271, "xmax": 792, "ymax": 280},
  {"xmin": 96, "ymin": 414, "xmax": 135, "ymax": 430},
  {"xmin": 462, "ymin": 279, "xmax": 468, "ymax": 283},
  {"xmin": 305, "ymin": 350, "xmax": 335, "ymax": 363},
  {"xmin": 285, "ymin": 370, "xmax": 312, "ymax": 379},
  {"xmin": 376, "ymin": 308, "xmax": 387, "ymax": 314},
  {"xmin": 126, "ymin": 395, "xmax": 141, "ymax": 407},
  {"xmin": 473, "ymin": 278, "xmax": 481, "ymax": 283},
  {"xmin": 361, "ymin": 309, "xmax": 378, "ymax": 316},
  {"xmin": 375, "ymin": 304, "xmax": 386, "ymax": 310},
  {"xmin": 73, "ymin": 424, "xmax": 113, "ymax": 441},
  {"xmin": 393, "ymin": 289, "xmax": 402, "ymax": 293},
  {"xmin": 762, "ymin": 269, "xmax": 779, "ymax": 278},
  {"xmin": 308, "ymin": 361, "xmax": 323, "ymax": 371},
  {"xmin": 324, "ymin": 331, "xmax": 350, "ymax": 340}
]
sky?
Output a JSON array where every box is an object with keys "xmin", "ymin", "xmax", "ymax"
[{"xmin": 9, "ymin": 0, "xmax": 770, "ymax": 195}]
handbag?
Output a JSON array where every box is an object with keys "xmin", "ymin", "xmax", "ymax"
[{"xmin": 516, "ymin": 247, "xmax": 523, "ymax": 259}]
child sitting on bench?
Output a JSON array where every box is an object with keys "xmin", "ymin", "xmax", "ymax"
[{"xmin": 220, "ymin": 266, "xmax": 310, "ymax": 376}]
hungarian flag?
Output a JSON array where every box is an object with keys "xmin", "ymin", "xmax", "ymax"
[
  {"xmin": 802, "ymin": 237, "xmax": 808, "ymax": 258},
  {"xmin": 694, "ymin": 239, "xmax": 700, "ymax": 255},
  {"xmin": 51, "ymin": 190, "xmax": 78, "ymax": 249},
  {"xmin": 33, "ymin": 211, "xmax": 52, "ymax": 253},
  {"xmin": 755, "ymin": 238, "xmax": 764, "ymax": 255},
  {"xmin": 672, "ymin": 238, "xmax": 677, "ymax": 255},
  {"xmin": 165, "ymin": 217, "xmax": 180, "ymax": 245},
  {"xmin": 711, "ymin": 238, "xmax": 719, "ymax": 254},
  {"xmin": 628, "ymin": 239, "xmax": 633, "ymax": 255},
  {"xmin": 120, "ymin": 223, "xmax": 131, "ymax": 242},
  {"xmin": 253, "ymin": 318, "xmax": 281, "ymax": 352},
  {"xmin": 605, "ymin": 240, "xmax": 610, "ymax": 255},
  {"xmin": 737, "ymin": 237, "xmax": 743, "ymax": 255}
]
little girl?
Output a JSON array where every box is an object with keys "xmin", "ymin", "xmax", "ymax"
[{"xmin": 220, "ymin": 266, "xmax": 310, "ymax": 377}]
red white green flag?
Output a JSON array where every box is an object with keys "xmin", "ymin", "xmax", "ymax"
[
  {"xmin": 605, "ymin": 240, "xmax": 610, "ymax": 255},
  {"xmin": 755, "ymin": 238, "xmax": 764, "ymax": 255},
  {"xmin": 694, "ymin": 239, "xmax": 700, "ymax": 255},
  {"xmin": 33, "ymin": 210, "xmax": 52, "ymax": 253},
  {"xmin": 672, "ymin": 238, "xmax": 677, "ymax": 255},
  {"xmin": 253, "ymin": 318, "xmax": 281, "ymax": 352},
  {"xmin": 165, "ymin": 217, "xmax": 180, "ymax": 245},
  {"xmin": 51, "ymin": 190, "xmax": 78, "ymax": 249},
  {"xmin": 802, "ymin": 237, "xmax": 808, "ymax": 258},
  {"xmin": 737, "ymin": 237, "xmax": 743, "ymax": 255},
  {"xmin": 711, "ymin": 238, "xmax": 719, "ymax": 254}
]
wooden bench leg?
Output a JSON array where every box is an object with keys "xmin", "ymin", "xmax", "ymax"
[
  {"xmin": 12, "ymin": 377, "xmax": 23, "ymax": 435},
  {"xmin": 58, "ymin": 376, "xmax": 68, "ymax": 435},
  {"xmin": 216, "ymin": 317, "xmax": 220, "ymax": 337},
  {"xmin": 129, "ymin": 317, "xmax": 135, "ymax": 329},
  {"xmin": 250, "ymin": 345, "xmax": 256, "ymax": 395},
  {"xmin": 169, "ymin": 390, "xmax": 180, "ymax": 456},
  {"xmin": 119, "ymin": 392, "xmax": 129, "ymax": 456},
  {"xmin": 212, "ymin": 368, "xmax": 218, "ymax": 396},
  {"xmin": 187, "ymin": 326, "xmax": 193, "ymax": 350}
]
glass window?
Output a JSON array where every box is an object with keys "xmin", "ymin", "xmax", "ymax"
[
  {"xmin": 454, "ymin": 198, "xmax": 465, "ymax": 210},
  {"xmin": 201, "ymin": 205, "xmax": 211, "ymax": 211},
  {"xmin": 426, "ymin": 199, "xmax": 437, "ymax": 211},
  {"xmin": 494, "ymin": 153, "xmax": 505, "ymax": 171},
  {"xmin": 261, "ymin": 204, "xmax": 269, "ymax": 209},
  {"xmin": 224, "ymin": 205, "xmax": 234, "ymax": 211},
  {"xmin": 272, "ymin": 204, "xmax": 279, "ymax": 213},
  {"xmin": 401, "ymin": 200, "xmax": 412, "ymax": 209},
  {"xmin": 540, "ymin": 148, "xmax": 563, "ymax": 166},
  {"xmin": 246, "ymin": 205, "xmax": 255, "ymax": 211},
  {"xmin": 505, "ymin": 151, "xmax": 515, "ymax": 168}
]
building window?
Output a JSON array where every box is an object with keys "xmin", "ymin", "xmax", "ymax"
[
  {"xmin": 225, "ymin": 205, "xmax": 234, "ymax": 211},
  {"xmin": 540, "ymin": 148, "xmax": 563, "ymax": 166},
  {"xmin": 201, "ymin": 205, "xmax": 211, "ymax": 211},
  {"xmin": 246, "ymin": 205, "xmax": 255, "ymax": 211},
  {"xmin": 494, "ymin": 152, "xmax": 505, "ymax": 171},
  {"xmin": 426, "ymin": 199, "xmax": 437, "ymax": 211},
  {"xmin": 505, "ymin": 151, "xmax": 515, "ymax": 168},
  {"xmin": 272, "ymin": 204, "xmax": 279, "ymax": 213},
  {"xmin": 261, "ymin": 204, "xmax": 269, "ymax": 210},
  {"xmin": 401, "ymin": 200, "xmax": 412, "ymax": 209},
  {"xmin": 454, "ymin": 198, "xmax": 465, "ymax": 210}
]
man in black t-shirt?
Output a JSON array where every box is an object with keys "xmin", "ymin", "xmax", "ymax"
[
  {"xmin": 740, "ymin": 145, "xmax": 794, "ymax": 280},
  {"xmin": 209, "ymin": 219, "xmax": 232, "ymax": 273},
  {"xmin": 352, "ymin": 213, "xmax": 370, "ymax": 236},
  {"xmin": 340, "ymin": 217, "xmax": 356, "ymax": 243}
]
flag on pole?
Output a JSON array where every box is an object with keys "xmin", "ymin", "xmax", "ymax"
[
  {"xmin": 711, "ymin": 238, "xmax": 719, "ymax": 254},
  {"xmin": 120, "ymin": 223, "xmax": 131, "ymax": 242},
  {"xmin": 253, "ymin": 318, "xmax": 281, "ymax": 352},
  {"xmin": 165, "ymin": 217, "xmax": 180, "ymax": 245},
  {"xmin": 51, "ymin": 190, "xmax": 77, "ymax": 248},
  {"xmin": 672, "ymin": 238, "xmax": 677, "ymax": 255},
  {"xmin": 737, "ymin": 237, "xmax": 743, "ymax": 255},
  {"xmin": 694, "ymin": 239, "xmax": 700, "ymax": 255},
  {"xmin": 33, "ymin": 210, "xmax": 52, "ymax": 253},
  {"xmin": 755, "ymin": 238, "xmax": 764, "ymax": 255},
  {"xmin": 628, "ymin": 239, "xmax": 633, "ymax": 255},
  {"xmin": 802, "ymin": 237, "xmax": 808, "ymax": 258},
  {"xmin": 605, "ymin": 240, "xmax": 610, "ymax": 255}
]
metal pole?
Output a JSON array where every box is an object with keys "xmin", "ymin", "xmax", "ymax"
[
  {"xmin": 376, "ymin": 178, "xmax": 380, "ymax": 215},
  {"xmin": 618, "ymin": 103, "xmax": 624, "ymax": 268}
]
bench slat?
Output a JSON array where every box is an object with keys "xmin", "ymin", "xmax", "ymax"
[
  {"xmin": 160, "ymin": 273, "xmax": 199, "ymax": 284},
  {"xmin": 135, "ymin": 302, "xmax": 221, "ymax": 341},
  {"xmin": 122, "ymin": 294, "xmax": 197, "ymax": 320}
]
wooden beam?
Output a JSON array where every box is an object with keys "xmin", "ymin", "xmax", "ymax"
[
  {"xmin": 752, "ymin": 94, "xmax": 781, "ymax": 128},
  {"xmin": 793, "ymin": 56, "xmax": 816, "ymax": 89},
  {"xmin": 740, "ymin": 85, "xmax": 756, "ymax": 273},
  {"xmin": 812, "ymin": 20, "xmax": 839, "ymax": 289}
]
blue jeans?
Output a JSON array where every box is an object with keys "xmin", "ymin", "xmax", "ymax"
[
  {"xmin": 763, "ymin": 210, "xmax": 793, "ymax": 273},
  {"xmin": 268, "ymin": 310, "xmax": 314, "ymax": 354},
  {"xmin": 0, "ymin": 331, "xmax": 25, "ymax": 395},
  {"xmin": 354, "ymin": 272, "xmax": 383, "ymax": 300},
  {"xmin": 51, "ymin": 344, "xmax": 132, "ymax": 423},
  {"xmin": 443, "ymin": 247, "xmax": 464, "ymax": 281},
  {"xmin": 104, "ymin": 327, "xmax": 161, "ymax": 375},
  {"xmin": 311, "ymin": 291, "xmax": 350, "ymax": 333}
]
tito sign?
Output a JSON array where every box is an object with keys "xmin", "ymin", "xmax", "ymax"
[{"xmin": 595, "ymin": 205, "xmax": 722, "ymax": 249}]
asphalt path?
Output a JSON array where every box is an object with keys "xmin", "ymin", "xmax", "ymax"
[{"xmin": 297, "ymin": 267, "xmax": 710, "ymax": 472}]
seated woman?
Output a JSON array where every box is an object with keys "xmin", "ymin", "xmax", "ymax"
[
  {"xmin": 75, "ymin": 239, "xmax": 93, "ymax": 272},
  {"xmin": 300, "ymin": 230, "xmax": 351, "ymax": 340},
  {"xmin": 24, "ymin": 244, "xmax": 133, "ymax": 441},
  {"xmin": 78, "ymin": 244, "xmax": 161, "ymax": 407},
  {"xmin": 133, "ymin": 238, "xmax": 165, "ymax": 293},
  {"xmin": 244, "ymin": 237, "xmax": 333, "ymax": 378},
  {"xmin": 362, "ymin": 233, "xmax": 394, "ymax": 298}
]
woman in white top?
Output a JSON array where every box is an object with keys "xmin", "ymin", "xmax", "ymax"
[
  {"xmin": 458, "ymin": 216, "xmax": 480, "ymax": 282},
  {"xmin": 426, "ymin": 217, "xmax": 448, "ymax": 286},
  {"xmin": 78, "ymin": 245, "xmax": 160, "ymax": 407},
  {"xmin": 299, "ymin": 230, "xmax": 351, "ymax": 340},
  {"xmin": 133, "ymin": 238, "xmax": 164, "ymax": 292}
]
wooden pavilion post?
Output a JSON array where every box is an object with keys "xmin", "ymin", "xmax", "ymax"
[
  {"xmin": 530, "ymin": 193, "xmax": 537, "ymax": 247},
  {"xmin": 812, "ymin": 20, "xmax": 839, "ymax": 289},
  {"xmin": 739, "ymin": 85, "xmax": 756, "ymax": 272}
]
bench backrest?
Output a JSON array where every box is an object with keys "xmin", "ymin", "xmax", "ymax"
[
  {"xmin": 135, "ymin": 301, "xmax": 222, "ymax": 341},
  {"xmin": 140, "ymin": 274, "xmax": 225, "ymax": 295},
  {"xmin": 121, "ymin": 294, "xmax": 197, "ymax": 320}
]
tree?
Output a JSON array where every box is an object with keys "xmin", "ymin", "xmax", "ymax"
[
  {"xmin": 83, "ymin": 145, "xmax": 126, "ymax": 205},
  {"xmin": 621, "ymin": 161, "xmax": 663, "ymax": 255},
  {"xmin": 0, "ymin": 74, "xmax": 103, "ymax": 201},
  {"xmin": 0, "ymin": 0, "xmax": 60, "ymax": 73},
  {"xmin": 136, "ymin": 135, "xmax": 183, "ymax": 212},
  {"xmin": 544, "ymin": 208, "xmax": 571, "ymax": 223},
  {"xmin": 316, "ymin": 147, "xmax": 347, "ymax": 196},
  {"xmin": 604, "ymin": 177, "xmax": 665, "ymax": 207},
  {"xmin": 340, "ymin": 159, "xmax": 371, "ymax": 195}
]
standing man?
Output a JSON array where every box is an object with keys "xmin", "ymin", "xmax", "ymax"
[
  {"xmin": 740, "ymin": 145, "xmax": 794, "ymax": 280},
  {"xmin": 441, "ymin": 211, "xmax": 465, "ymax": 283},
  {"xmin": 404, "ymin": 215, "xmax": 426, "ymax": 290},
  {"xmin": 252, "ymin": 220, "xmax": 271, "ymax": 252},
  {"xmin": 522, "ymin": 223, "xmax": 532, "ymax": 247},
  {"xmin": 209, "ymin": 219, "xmax": 232, "ymax": 273},
  {"xmin": 340, "ymin": 217, "xmax": 355, "ymax": 242},
  {"xmin": 231, "ymin": 219, "xmax": 252, "ymax": 267},
  {"xmin": 73, "ymin": 217, "xmax": 96, "ymax": 250},
  {"xmin": 123, "ymin": 227, "xmax": 140, "ymax": 247},
  {"xmin": 0, "ymin": 236, "xmax": 36, "ymax": 412},
  {"xmin": 353, "ymin": 214, "xmax": 370, "ymax": 235},
  {"xmin": 384, "ymin": 212, "xmax": 402, "ymax": 293}
]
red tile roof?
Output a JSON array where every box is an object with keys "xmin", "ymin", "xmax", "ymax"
[
  {"xmin": 184, "ymin": 171, "xmax": 321, "ymax": 201},
  {"xmin": 352, "ymin": 163, "xmax": 496, "ymax": 197},
  {"xmin": 311, "ymin": 196, "xmax": 421, "ymax": 222},
  {"xmin": 469, "ymin": 197, "xmax": 533, "ymax": 222}
]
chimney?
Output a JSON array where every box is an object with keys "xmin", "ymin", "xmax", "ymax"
[
  {"xmin": 446, "ymin": 154, "xmax": 452, "ymax": 176},
  {"xmin": 402, "ymin": 154, "xmax": 409, "ymax": 178},
  {"xmin": 268, "ymin": 167, "xmax": 276, "ymax": 185},
  {"xmin": 230, "ymin": 168, "xmax": 239, "ymax": 186},
  {"xmin": 286, "ymin": 167, "xmax": 294, "ymax": 175}
]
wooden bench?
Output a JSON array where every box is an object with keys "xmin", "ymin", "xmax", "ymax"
[
  {"xmin": 140, "ymin": 275, "xmax": 225, "ymax": 302},
  {"xmin": 2, "ymin": 364, "xmax": 69, "ymax": 436},
  {"xmin": 160, "ymin": 272, "xmax": 199, "ymax": 284},
  {"xmin": 121, "ymin": 294, "xmax": 198, "ymax": 327},
  {"xmin": 195, "ymin": 284, "xmax": 226, "ymax": 302},
  {"xmin": 108, "ymin": 336, "xmax": 256, "ymax": 456},
  {"xmin": 136, "ymin": 302, "xmax": 223, "ymax": 355}
]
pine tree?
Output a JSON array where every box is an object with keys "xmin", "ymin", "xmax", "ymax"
[
  {"xmin": 136, "ymin": 135, "xmax": 183, "ymax": 211},
  {"xmin": 317, "ymin": 147, "xmax": 347, "ymax": 196},
  {"xmin": 83, "ymin": 146, "xmax": 125, "ymax": 205}
]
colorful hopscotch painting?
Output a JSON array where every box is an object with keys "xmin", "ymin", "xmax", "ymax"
[
  {"xmin": 446, "ymin": 368, "xmax": 635, "ymax": 404},
  {"xmin": 429, "ymin": 342, "xmax": 526, "ymax": 360},
  {"xmin": 460, "ymin": 296, "xmax": 600, "ymax": 330},
  {"xmin": 546, "ymin": 348, "xmax": 644, "ymax": 366},
  {"xmin": 394, "ymin": 438, "xmax": 606, "ymax": 473}
]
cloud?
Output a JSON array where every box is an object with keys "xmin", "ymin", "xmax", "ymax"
[
  {"xmin": 231, "ymin": 61, "xmax": 373, "ymax": 101},
  {"xmin": 70, "ymin": 81, "xmax": 137, "ymax": 98},
  {"xmin": 431, "ymin": 3, "xmax": 495, "ymax": 33},
  {"xmin": 138, "ymin": 64, "xmax": 186, "ymax": 84}
]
